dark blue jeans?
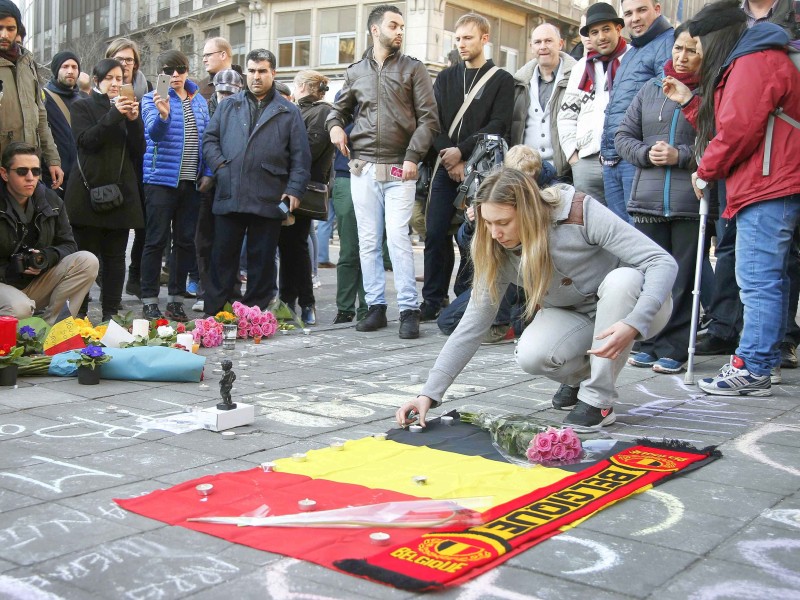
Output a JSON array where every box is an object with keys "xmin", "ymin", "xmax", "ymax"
[
  {"xmin": 422, "ymin": 168, "xmax": 470, "ymax": 309},
  {"xmin": 141, "ymin": 182, "xmax": 199, "ymax": 303},
  {"xmin": 206, "ymin": 213, "xmax": 282, "ymax": 315},
  {"xmin": 437, "ymin": 285, "xmax": 526, "ymax": 335},
  {"xmin": 601, "ymin": 160, "xmax": 636, "ymax": 223}
]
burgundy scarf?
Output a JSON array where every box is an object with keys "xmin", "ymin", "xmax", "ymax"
[
  {"xmin": 578, "ymin": 38, "xmax": 627, "ymax": 94},
  {"xmin": 662, "ymin": 59, "xmax": 701, "ymax": 91}
]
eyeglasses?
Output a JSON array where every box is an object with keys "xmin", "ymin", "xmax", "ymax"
[
  {"xmin": 113, "ymin": 57, "xmax": 136, "ymax": 64},
  {"xmin": 10, "ymin": 167, "xmax": 42, "ymax": 177},
  {"xmin": 162, "ymin": 66, "xmax": 188, "ymax": 75},
  {"xmin": 202, "ymin": 50, "xmax": 224, "ymax": 59}
]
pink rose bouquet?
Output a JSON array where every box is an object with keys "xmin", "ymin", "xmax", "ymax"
[
  {"xmin": 231, "ymin": 301, "xmax": 279, "ymax": 340},
  {"xmin": 526, "ymin": 427, "xmax": 583, "ymax": 464},
  {"xmin": 192, "ymin": 317, "xmax": 224, "ymax": 348}
]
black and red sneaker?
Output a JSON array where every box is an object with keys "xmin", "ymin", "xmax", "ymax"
[{"xmin": 563, "ymin": 400, "xmax": 616, "ymax": 428}]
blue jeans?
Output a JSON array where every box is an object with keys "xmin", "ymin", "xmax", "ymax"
[
  {"xmin": 350, "ymin": 164, "xmax": 417, "ymax": 311},
  {"xmin": 316, "ymin": 202, "xmax": 336, "ymax": 264},
  {"xmin": 735, "ymin": 194, "xmax": 800, "ymax": 376},
  {"xmin": 601, "ymin": 160, "xmax": 636, "ymax": 223}
]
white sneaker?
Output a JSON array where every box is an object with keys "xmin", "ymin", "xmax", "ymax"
[
  {"xmin": 771, "ymin": 366, "xmax": 782, "ymax": 384},
  {"xmin": 192, "ymin": 299, "xmax": 204, "ymax": 312},
  {"xmin": 312, "ymin": 275, "xmax": 321, "ymax": 289}
]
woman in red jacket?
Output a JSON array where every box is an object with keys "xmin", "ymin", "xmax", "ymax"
[{"xmin": 664, "ymin": 0, "xmax": 800, "ymax": 396}]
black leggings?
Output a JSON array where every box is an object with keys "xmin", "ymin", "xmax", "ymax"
[{"xmin": 73, "ymin": 226, "xmax": 130, "ymax": 319}]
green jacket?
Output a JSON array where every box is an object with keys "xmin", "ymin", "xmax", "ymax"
[{"xmin": 0, "ymin": 47, "xmax": 60, "ymax": 168}]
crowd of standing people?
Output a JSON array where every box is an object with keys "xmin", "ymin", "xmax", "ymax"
[{"xmin": 0, "ymin": 0, "xmax": 798, "ymax": 428}]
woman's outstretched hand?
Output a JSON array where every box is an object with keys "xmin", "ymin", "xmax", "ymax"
[{"xmin": 396, "ymin": 395, "xmax": 433, "ymax": 428}]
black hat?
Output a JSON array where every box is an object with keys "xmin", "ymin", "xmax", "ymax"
[
  {"xmin": 0, "ymin": 0, "xmax": 21, "ymax": 29},
  {"xmin": 580, "ymin": 2, "xmax": 625, "ymax": 36},
  {"xmin": 50, "ymin": 51, "xmax": 81, "ymax": 77}
]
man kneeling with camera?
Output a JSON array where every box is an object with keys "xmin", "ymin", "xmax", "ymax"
[{"xmin": 0, "ymin": 142, "xmax": 98, "ymax": 323}]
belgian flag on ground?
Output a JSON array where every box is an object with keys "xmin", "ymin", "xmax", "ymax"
[
  {"xmin": 43, "ymin": 303, "xmax": 85, "ymax": 356},
  {"xmin": 117, "ymin": 414, "xmax": 720, "ymax": 591}
]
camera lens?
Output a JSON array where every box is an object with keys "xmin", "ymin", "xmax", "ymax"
[{"xmin": 30, "ymin": 252, "xmax": 47, "ymax": 268}]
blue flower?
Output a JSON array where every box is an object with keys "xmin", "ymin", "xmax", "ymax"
[
  {"xmin": 19, "ymin": 325, "xmax": 36, "ymax": 338},
  {"xmin": 82, "ymin": 345, "xmax": 105, "ymax": 358}
]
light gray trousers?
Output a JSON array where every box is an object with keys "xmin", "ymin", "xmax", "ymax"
[{"xmin": 515, "ymin": 267, "xmax": 672, "ymax": 409}]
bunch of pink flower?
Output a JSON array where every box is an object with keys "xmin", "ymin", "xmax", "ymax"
[
  {"xmin": 192, "ymin": 317, "xmax": 224, "ymax": 348},
  {"xmin": 526, "ymin": 427, "xmax": 582, "ymax": 464},
  {"xmin": 232, "ymin": 301, "xmax": 279, "ymax": 339}
]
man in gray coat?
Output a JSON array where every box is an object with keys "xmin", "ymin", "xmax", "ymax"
[
  {"xmin": 510, "ymin": 23, "xmax": 576, "ymax": 178},
  {"xmin": 203, "ymin": 49, "xmax": 311, "ymax": 315}
]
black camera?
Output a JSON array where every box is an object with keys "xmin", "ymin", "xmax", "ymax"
[{"xmin": 10, "ymin": 247, "xmax": 47, "ymax": 273}]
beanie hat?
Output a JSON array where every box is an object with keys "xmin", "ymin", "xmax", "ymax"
[
  {"xmin": 0, "ymin": 0, "xmax": 22, "ymax": 29},
  {"xmin": 212, "ymin": 69, "xmax": 243, "ymax": 94},
  {"xmin": 274, "ymin": 81, "xmax": 292, "ymax": 97},
  {"xmin": 50, "ymin": 51, "xmax": 81, "ymax": 77}
]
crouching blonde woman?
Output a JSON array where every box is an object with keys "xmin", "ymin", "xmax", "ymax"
[{"xmin": 396, "ymin": 168, "xmax": 678, "ymax": 429}]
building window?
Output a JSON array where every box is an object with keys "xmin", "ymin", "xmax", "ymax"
[
  {"xmin": 71, "ymin": 17, "xmax": 81, "ymax": 38},
  {"xmin": 319, "ymin": 6, "xmax": 356, "ymax": 66},
  {"xmin": 204, "ymin": 27, "xmax": 220, "ymax": 40},
  {"xmin": 500, "ymin": 46, "xmax": 518, "ymax": 72},
  {"xmin": 276, "ymin": 11, "xmax": 311, "ymax": 68},
  {"xmin": 180, "ymin": 34, "xmax": 195, "ymax": 72},
  {"xmin": 229, "ymin": 21, "xmax": 246, "ymax": 69},
  {"xmin": 85, "ymin": 12, "xmax": 94, "ymax": 34}
]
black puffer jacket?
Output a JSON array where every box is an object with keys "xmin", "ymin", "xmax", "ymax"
[
  {"xmin": 64, "ymin": 91, "xmax": 145, "ymax": 229},
  {"xmin": 615, "ymin": 78, "xmax": 702, "ymax": 218}
]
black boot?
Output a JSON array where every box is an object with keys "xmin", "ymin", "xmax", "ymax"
[
  {"xmin": 356, "ymin": 304, "xmax": 388, "ymax": 332},
  {"xmin": 398, "ymin": 309, "xmax": 420, "ymax": 339}
]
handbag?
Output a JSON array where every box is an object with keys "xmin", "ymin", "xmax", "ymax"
[
  {"xmin": 294, "ymin": 181, "xmax": 329, "ymax": 220},
  {"xmin": 76, "ymin": 130, "xmax": 126, "ymax": 214}
]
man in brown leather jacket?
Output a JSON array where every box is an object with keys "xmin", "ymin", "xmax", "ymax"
[{"xmin": 327, "ymin": 4, "xmax": 438, "ymax": 340}]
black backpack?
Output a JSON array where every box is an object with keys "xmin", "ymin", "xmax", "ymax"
[{"xmin": 452, "ymin": 133, "xmax": 508, "ymax": 210}]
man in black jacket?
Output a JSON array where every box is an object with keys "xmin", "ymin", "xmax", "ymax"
[
  {"xmin": 0, "ymin": 142, "xmax": 98, "ymax": 323},
  {"xmin": 43, "ymin": 51, "xmax": 83, "ymax": 194},
  {"xmin": 420, "ymin": 13, "xmax": 514, "ymax": 323}
]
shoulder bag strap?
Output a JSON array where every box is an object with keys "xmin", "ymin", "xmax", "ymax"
[
  {"xmin": 76, "ymin": 125, "xmax": 127, "ymax": 190},
  {"xmin": 43, "ymin": 88, "xmax": 72, "ymax": 128}
]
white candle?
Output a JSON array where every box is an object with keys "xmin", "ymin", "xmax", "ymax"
[
  {"xmin": 132, "ymin": 319, "xmax": 149, "ymax": 338},
  {"xmin": 440, "ymin": 416, "xmax": 454, "ymax": 426},
  {"xmin": 176, "ymin": 333, "xmax": 194, "ymax": 350},
  {"xmin": 292, "ymin": 452, "xmax": 307, "ymax": 462},
  {"xmin": 330, "ymin": 442, "xmax": 344, "ymax": 451},
  {"xmin": 298, "ymin": 498, "xmax": 316, "ymax": 511},
  {"xmin": 370, "ymin": 532, "xmax": 391, "ymax": 546},
  {"xmin": 196, "ymin": 483, "xmax": 213, "ymax": 496},
  {"xmin": 409, "ymin": 425, "xmax": 423, "ymax": 433},
  {"xmin": 261, "ymin": 462, "xmax": 276, "ymax": 472}
]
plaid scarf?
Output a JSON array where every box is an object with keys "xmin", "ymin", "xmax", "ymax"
[{"xmin": 578, "ymin": 37, "xmax": 627, "ymax": 94}]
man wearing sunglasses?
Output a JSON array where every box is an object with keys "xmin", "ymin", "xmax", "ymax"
[
  {"xmin": 0, "ymin": 142, "xmax": 98, "ymax": 323},
  {"xmin": 140, "ymin": 50, "xmax": 212, "ymax": 322}
]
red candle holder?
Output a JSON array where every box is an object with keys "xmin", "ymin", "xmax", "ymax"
[{"xmin": 0, "ymin": 316, "xmax": 18, "ymax": 349}]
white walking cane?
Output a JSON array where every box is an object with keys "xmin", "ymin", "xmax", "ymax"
[{"xmin": 685, "ymin": 188, "xmax": 710, "ymax": 384}]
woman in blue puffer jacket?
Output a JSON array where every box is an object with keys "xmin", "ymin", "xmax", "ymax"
[{"xmin": 139, "ymin": 50, "xmax": 212, "ymax": 322}]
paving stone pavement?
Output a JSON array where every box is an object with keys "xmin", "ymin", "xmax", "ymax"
[{"xmin": 1, "ymin": 243, "xmax": 799, "ymax": 599}]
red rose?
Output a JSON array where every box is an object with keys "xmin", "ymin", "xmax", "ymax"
[
  {"xmin": 156, "ymin": 319, "xmax": 169, "ymax": 327},
  {"xmin": 176, "ymin": 323, "xmax": 186, "ymax": 333}
]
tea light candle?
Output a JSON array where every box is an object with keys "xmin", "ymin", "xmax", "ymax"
[
  {"xmin": 131, "ymin": 319, "xmax": 149, "ymax": 338},
  {"xmin": 370, "ymin": 532, "xmax": 391, "ymax": 546},
  {"xmin": 440, "ymin": 416, "xmax": 454, "ymax": 426},
  {"xmin": 253, "ymin": 335, "xmax": 262, "ymax": 344},
  {"xmin": 192, "ymin": 343, "xmax": 200, "ymax": 353},
  {"xmin": 302, "ymin": 339, "xmax": 311, "ymax": 346},
  {"xmin": 280, "ymin": 329, "xmax": 289, "ymax": 336},
  {"xmin": 221, "ymin": 431, "xmax": 235, "ymax": 440},
  {"xmin": 198, "ymin": 383, "xmax": 209, "ymax": 391},
  {"xmin": 298, "ymin": 498, "xmax": 316, "ymax": 511},
  {"xmin": 212, "ymin": 368, "xmax": 222, "ymax": 374},
  {"xmin": 176, "ymin": 333, "xmax": 194, "ymax": 350},
  {"xmin": 302, "ymin": 328, "xmax": 311, "ymax": 336},
  {"xmin": 409, "ymin": 424, "xmax": 423, "ymax": 433},
  {"xmin": 292, "ymin": 452, "xmax": 307, "ymax": 462},
  {"xmin": 412, "ymin": 475, "xmax": 427, "ymax": 485},
  {"xmin": 260, "ymin": 462, "xmax": 276, "ymax": 472},
  {"xmin": 373, "ymin": 433, "xmax": 387, "ymax": 441},
  {"xmin": 332, "ymin": 397, "xmax": 343, "ymax": 404},
  {"xmin": 196, "ymin": 483, "xmax": 213, "ymax": 496},
  {"xmin": 330, "ymin": 441, "xmax": 344, "ymax": 451},
  {"xmin": 409, "ymin": 374, "xmax": 420, "ymax": 384},
  {"xmin": 105, "ymin": 405, "xmax": 117, "ymax": 413},
  {"xmin": 377, "ymin": 374, "xmax": 387, "ymax": 380},
  {"xmin": 254, "ymin": 381, "xmax": 265, "ymax": 387}
]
